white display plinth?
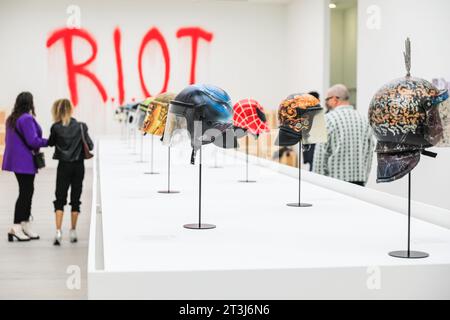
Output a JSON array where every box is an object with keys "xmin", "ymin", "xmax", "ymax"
[{"xmin": 88, "ymin": 138, "xmax": 450, "ymax": 299}]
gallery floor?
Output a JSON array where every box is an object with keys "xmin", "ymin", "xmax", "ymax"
[
  {"xmin": 88, "ymin": 137, "xmax": 450, "ymax": 299},
  {"xmin": 0, "ymin": 168, "xmax": 92, "ymax": 300}
]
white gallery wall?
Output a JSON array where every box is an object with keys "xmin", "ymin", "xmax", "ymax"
[
  {"xmin": 286, "ymin": 0, "xmax": 329, "ymax": 97},
  {"xmin": 0, "ymin": 0, "xmax": 290, "ymax": 138},
  {"xmin": 330, "ymin": 3, "xmax": 357, "ymax": 106},
  {"xmin": 357, "ymin": 0, "xmax": 450, "ymax": 210},
  {"xmin": 0, "ymin": 0, "xmax": 330, "ymax": 167},
  {"xmin": 2, "ymin": 0, "xmax": 449, "ymax": 211}
]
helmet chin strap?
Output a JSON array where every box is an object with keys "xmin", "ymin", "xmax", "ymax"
[
  {"xmin": 421, "ymin": 150, "xmax": 437, "ymax": 158},
  {"xmin": 191, "ymin": 149, "xmax": 197, "ymax": 165},
  {"xmin": 191, "ymin": 136, "xmax": 213, "ymax": 165}
]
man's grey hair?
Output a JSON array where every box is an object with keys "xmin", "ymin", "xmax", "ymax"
[{"xmin": 327, "ymin": 84, "xmax": 350, "ymax": 101}]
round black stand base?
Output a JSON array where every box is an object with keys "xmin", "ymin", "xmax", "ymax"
[
  {"xmin": 287, "ymin": 203, "xmax": 313, "ymax": 208},
  {"xmin": 389, "ymin": 250, "xmax": 429, "ymax": 259},
  {"xmin": 238, "ymin": 180, "xmax": 256, "ymax": 183},
  {"xmin": 184, "ymin": 223, "xmax": 216, "ymax": 230},
  {"xmin": 158, "ymin": 190, "xmax": 180, "ymax": 194},
  {"xmin": 144, "ymin": 172, "xmax": 160, "ymax": 175}
]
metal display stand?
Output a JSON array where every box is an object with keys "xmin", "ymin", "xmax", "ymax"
[
  {"xmin": 129, "ymin": 124, "xmax": 138, "ymax": 155},
  {"xmin": 184, "ymin": 145, "xmax": 216, "ymax": 230},
  {"xmin": 136, "ymin": 134, "xmax": 146, "ymax": 163},
  {"xmin": 145, "ymin": 135, "xmax": 160, "ymax": 175},
  {"xmin": 238, "ymin": 135, "xmax": 256, "ymax": 183},
  {"xmin": 126, "ymin": 114, "xmax": 131, "ymax": 148},
  {"xmin": 158, "ymin": 147, "xmax": 180, "ymax": 194},
  {"xmin": 389, "ymin": 173, "xmax": 429, "ymax": 259},
  {"xmin": 287, "ymin": 142, "xmax": 312, "ymax": 208}
]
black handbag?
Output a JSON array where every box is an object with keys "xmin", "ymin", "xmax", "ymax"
[
  {"xmin": 15, "ymin": 128, "xmax": 46, "ymax": 170},
  {"xmin": 80, "ymin": 123, "xmax": 94, "ymax": 160}
]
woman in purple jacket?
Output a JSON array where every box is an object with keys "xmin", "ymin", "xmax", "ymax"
[{"xmin": 2, "ymin": 92, "xmax": 48, "ymax": 242}]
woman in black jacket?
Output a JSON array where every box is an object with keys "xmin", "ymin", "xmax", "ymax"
[{"xmin": 48, "ymin": 99, "xmax": 93, "ymax": 245}]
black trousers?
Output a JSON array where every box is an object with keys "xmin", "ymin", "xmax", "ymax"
[
  {"xmin": 54, "ymin": 161, "xmax": 85, "ymax": 213},
  {"xmin": 14, "ymin": 173, "xmax": 36, "ymax": 224}
]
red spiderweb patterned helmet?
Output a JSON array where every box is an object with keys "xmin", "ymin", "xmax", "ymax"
[{"xmin": 233, "ymin": 99, "xmax": 270, "ymax": 136}]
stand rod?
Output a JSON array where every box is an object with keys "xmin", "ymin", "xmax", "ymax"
[
  {"xmin": 388, "ymin": 172, "xmax": 428, "ymax": 259},
  {"xmin": 183, "ymin": 145, "xmax": 214, "ymax": 230},
  {"xmin": 168, "ymin": 147, "xmax": 171, "ymax": 191},
  {"xmin": 132, "ymin": 126, "xmax": 135, "ymax": 150},
  {"xmin": 140, "ymin": 134, "xmax": 144, "ymax": 162},
  {"xmin": 215, "ymin": 149, "xmax": 219, "ymax": 168},
  {"xmin": 199, "ymin": 146, "xmax": 202, "ymax": 228},
  {"xmin": 121, "ymin": 118, "xmax": 125, "ymax": 141},
  {"xmin": 151, "ymin": 135, "xmax": 154, "ymax": 173},
  {"xmin": 407, "ymin": 172, "xmax": 411, "ymax": 257},
  {"xmin": 132, "ymin": 127, "xmax": 137, "ymax": 154},
  {"xmin": 298, "ymin": 142, "xmax": 302, "ymax": 205},
  {"xmin": 126, "ymin": 119, "xmax": 130, "ymax": 148},
  {"xmin": 246, "ymin": 135, "xmax": 249, "ymax": 182}
]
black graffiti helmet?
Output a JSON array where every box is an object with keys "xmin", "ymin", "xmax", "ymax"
[
  {"xmin": 369, "ymin": 76, "xmax": 448, "ymax": 182},
  {"xmin": 163, "ymin": 84, "xmax": 235, "ymax": 164}
]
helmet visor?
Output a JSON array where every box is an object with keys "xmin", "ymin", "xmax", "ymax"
[
  {"xmin": 275, "ymin": 108, "xmax": 327, "ymax": 146},
  {"xmin": 302, "ymin": 109, "xmax": 328, "ymax": 144},
  {"xmin": 162, "ymin": 111, "xmax": 190, "ymax": 148},
  {"xmin": 141, "ymin": 104, "xmax": 168, "ymax": 136},
  {"xmin": 433, "ymin": 90, "xmax": 450, "ymax": 147},
  {"xmin": 274, "ymin": 126, "xmax": 301, "ymax": 147},
  {"xmin": 136, "ymin": 109, "xmax": 146, "ymax": 128}
]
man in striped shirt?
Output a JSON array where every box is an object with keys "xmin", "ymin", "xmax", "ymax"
[{"xmin": 313, "ymin": 84, "xmax": 374, "ymax": 186}]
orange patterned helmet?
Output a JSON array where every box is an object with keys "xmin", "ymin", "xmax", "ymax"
[
  {"xmin": 141, "ymin": 92, "xmax": 175, "ymax": 136},
  {"xmin": 275, "ymin": 93, "xmax": 323, "ymax": 146}
]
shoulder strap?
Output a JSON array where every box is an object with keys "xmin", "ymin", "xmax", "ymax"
[{"xmin": 80, "ymin": 123, "xmax": 87, "ymax": 144}]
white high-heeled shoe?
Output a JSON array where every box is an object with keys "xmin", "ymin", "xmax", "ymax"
[
  {"xmin": 54, "ymin": 230, "xmax": 62, "ymax": 246},
  {"xmin": 8, "ymin": 224, "xmax": 31, "ymax": 242},
  {"xmin": 21, "ymin": 222, "xmax": 40, "ymax": 240}
]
